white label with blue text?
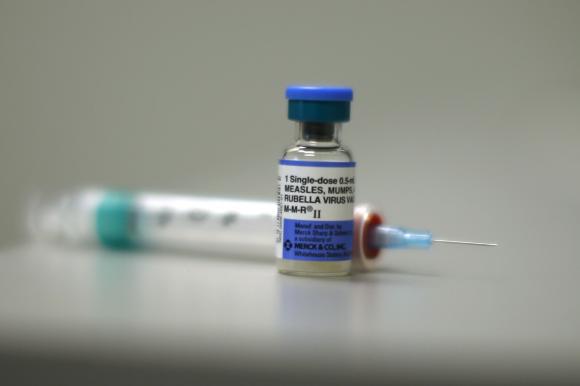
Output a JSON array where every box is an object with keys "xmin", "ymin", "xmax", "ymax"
[{"xmin": 276, "ymin": 160, "xmax": 355, "ymax": 261}]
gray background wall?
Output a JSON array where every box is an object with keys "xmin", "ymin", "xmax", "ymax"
[{"xmin": 1, "ymin": 0, "xmax": 579, "ymax": 248}]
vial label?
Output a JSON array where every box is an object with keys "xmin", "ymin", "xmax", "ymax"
[{"xmin": 276, "ymin": 160, "xmax": 355, "ymax": 261}]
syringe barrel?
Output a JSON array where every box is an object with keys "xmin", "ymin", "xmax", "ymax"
[
  {"xmin": 29, "ymin": 189, "xmax": 276, "ymax": 257},
  {"xmin": 136, "ymin": 192, "xmax": 275, "ymax": 256}
]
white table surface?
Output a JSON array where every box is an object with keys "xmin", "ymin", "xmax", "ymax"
[{"xmin": 0, "ymin": 237, "xmax": 578, "ymax": 385}]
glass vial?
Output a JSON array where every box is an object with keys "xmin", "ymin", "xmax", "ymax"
[{"xmin": 276, "ymin": 85, "xmax": 356, "ymax": 276}]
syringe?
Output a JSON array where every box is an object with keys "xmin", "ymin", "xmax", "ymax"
[{"xmin": 27, "ymin": 189, "xmax": 496, "ymax": 271}]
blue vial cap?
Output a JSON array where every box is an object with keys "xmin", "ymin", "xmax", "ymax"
[
  {"xmin": 286, "ymin": 85, "xmax": 353, "ymax": 102},
  {"xmin": 286, "ymin": 85, "xmax": 353, "ymax": 123}
]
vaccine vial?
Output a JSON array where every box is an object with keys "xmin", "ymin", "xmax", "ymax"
[{"xmin": 276, "ymin": 85, "xmax": 356, "ymax": 276}]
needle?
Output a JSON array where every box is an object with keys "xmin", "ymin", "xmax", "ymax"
[
  {"xmin": 372, "ymin": 226, "xmax": 498, "ymax": 249},
  {"xmin": 433, "ymin": 239, "xmax": 498, "ymax": 247}
]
